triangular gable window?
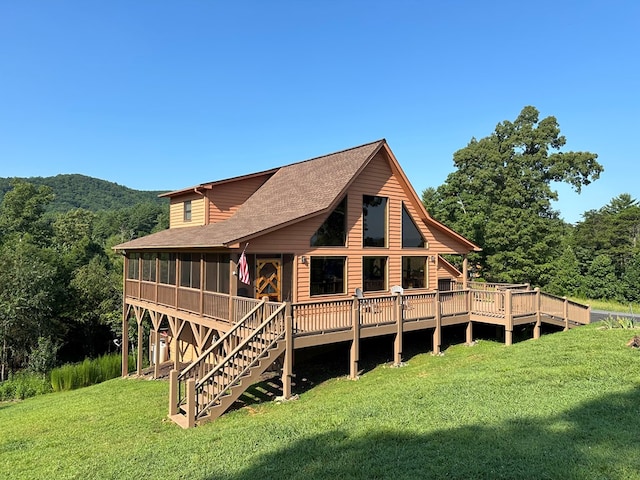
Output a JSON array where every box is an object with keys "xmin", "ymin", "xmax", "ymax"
[
  {"xmin": 402, "ymin": 204, "xmax": 426, "ymax": 248},
  {"xmin": 311, "ymin": 197, "xmax": 347, "ymax": 247}
]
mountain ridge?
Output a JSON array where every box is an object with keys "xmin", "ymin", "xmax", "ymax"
[{"xmin": 0, "ymin": 173, "xmax": 168, "ymax": 212}]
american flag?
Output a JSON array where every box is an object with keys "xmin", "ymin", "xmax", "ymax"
[{"xmin": 238, "ymin": 251, "xmax": 250, "ymax": 284}]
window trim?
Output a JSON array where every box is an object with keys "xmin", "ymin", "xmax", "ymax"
[
  {"xmin": 402, "ymin": 256, "xmax": 428, "ymax": 289},
  {"xmin": 179, "ymin": 253, "xmax": 201, "ymax": 289},
  {"xmin": 309, "ymin": 256, "xmax": 347, "ymax": 297},
  {"xmin": 159, "ymin": 253, "xmax": 176, "ymax": 285},
  {"xmin": 127, "ymin": 253, "xmax": 140, "ymax": 280},
  {"xmin": 402, "ymin": 203, "xmax": 427, "ymax": 249},
  {"xmin": 184, "ymin": 200, "xmax": 192, "ymax": 222},
  {"xmin": 204, "ymin": 253, "xmax": 230, "ymax": 294},
  {"xmin": 362, "ymin": 195, "xmax": 388, "ymax": 248},
  {"xmin": 141, "ymin": 253, "xmax": 157, "ymax": 282},
  {"xmin": 362, "ymin": 256, "xmax": 388, "ymax": 292}
]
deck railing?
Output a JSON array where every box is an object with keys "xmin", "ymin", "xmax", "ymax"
[
  {"xmin": 203, "ymin": 291, "xmax": 229, "ymax": 322},
  {"xmin": 127, "ymin": 280, "xmax": 590, "ymax": 346},
  {"xmin": 540, "ymin": 292, "xmax": 590, "ymax": 325},
  {"xmin": 124, "ymin": 278, "xmax": 264, "ymax": 323},
  {"xmin": 126, "ymin": 277, "xmax": 592, "ymax": 326},
  {"xmin": 468, "ymin": 281, "xmax": 530, "ymax": 291},
  {"xmin": 293, "ymin": 299, "xmax": 354, "ymax": 334},
  {"xmin": 360, "ymin": 296, "xmax": 396, "ymax": 326},
  {"xmin": 291, "ymin": 290, "xmax": 471, "ymax": 337},
  {"xmin": 511, "ymin": 290, "xmax": 538, "ymax": 317},
  {"xmin": 403, "ymin": 292, "xmax": 437, "ymax": 321},
  {"xmin": 566, "ymin": 299, "xmax": 590, "ymax": 325},
  {"xmin": 471, "ymin": 289, "xmax": 505, "ymax": 317},
  {"xmin": 440, "ymin": 290, "xmax": 468, "ymax": 317}
]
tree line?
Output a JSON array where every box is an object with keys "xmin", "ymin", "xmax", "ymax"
[{"xmin": 0, "ymin": 179, "xmax": 168, "ymax": 381}]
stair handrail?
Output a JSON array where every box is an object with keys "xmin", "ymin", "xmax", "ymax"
[
  {"xmin": 196, "ymin": 302, "xmax": 286, "ymax": 389},
  {"xmin": 178, "ymin": 297, "xmax": 268, "ymax": 382},
  {"xmin": 194, "ymin": 303, "xmax": 287, "ymax": 418}
]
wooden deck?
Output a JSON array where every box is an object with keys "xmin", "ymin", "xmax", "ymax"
[{"xmin": 121, "ymin": 283, "xmax": 590, "ymax": 427}]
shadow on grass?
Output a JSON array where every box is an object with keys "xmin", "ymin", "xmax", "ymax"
[
  {"xmin": 236, "ymin": 326, "xmax": 516, "ymax": 407},
  {"xmin": 220, "ymin": 387, "xmax": 640, "ymax": 480}
]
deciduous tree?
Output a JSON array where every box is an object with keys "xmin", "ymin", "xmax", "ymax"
[
  {"xmin": 0, "ymin": 237, "xmax": 57, "ymax": 380},
  {"xmin": 423, "ymin": 106, "xmax": 602, "ymax": 286}
]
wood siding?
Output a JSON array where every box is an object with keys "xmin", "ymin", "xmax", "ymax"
[
  {"xmin": 208, "ymin": 174, "xmax": 271, "ymax": 223},
  {"xmin": 244, "ymin": 150, "xmax": 462, "ymax": 302},
  {"xmin": 169, "ymin": 194, "xmax": 206, "ymax": 228}
]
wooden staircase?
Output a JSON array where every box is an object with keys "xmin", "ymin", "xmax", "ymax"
[{"xmin": 169, "ymin": 299, "xmax": 288, "ymax": 428}]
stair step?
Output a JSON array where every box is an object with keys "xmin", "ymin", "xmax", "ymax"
[{"xmin": 168, "ymin": 413, "xmax": 190, "ymax": 429}]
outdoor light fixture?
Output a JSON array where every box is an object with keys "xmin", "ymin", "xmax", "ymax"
[{"xmin": 301, "ymin": 256, "xmax": 308, "ymax": 265}]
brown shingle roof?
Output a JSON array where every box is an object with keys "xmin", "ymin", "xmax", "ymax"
[{"xmin": 115, "ymin": 140, "xmax": 385, "ymax": 250}]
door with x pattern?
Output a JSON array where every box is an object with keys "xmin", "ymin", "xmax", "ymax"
[{"xmin": 255, "ymin": 258, "xmax": 281, "ymax": 302}]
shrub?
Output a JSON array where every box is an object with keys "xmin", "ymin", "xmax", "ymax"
[
  {"xmin": 0, "ymin": 372, "xmax": 52, "ymax": 401},
  {"xmin": 600, "ymin": 315, "xmax": 637, "ymax": 330},
  {"xmin": 50, "ymin": 353, "xmax": 135, "ymax": 392},
  {"xmin": 27, "ymin": 336, "xmax": 60, "ymax": 376}
]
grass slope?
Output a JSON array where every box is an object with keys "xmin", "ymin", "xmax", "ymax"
[{"xmin": 1, "ymin": 325, "xmax": 639, "ymax": 479}]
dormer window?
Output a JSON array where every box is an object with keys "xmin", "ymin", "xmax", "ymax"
[{"xmin": 184, "ymin": 200, "xmax": 192, "ymax": 222}]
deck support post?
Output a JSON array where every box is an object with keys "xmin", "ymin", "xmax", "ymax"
[
  {"xmin": 505, "ymin": 328, "xmax": 513, "ymax": 346},
  {"xmin": 505, "ymin": 290, "xmax": 513, "ymax": 346},
  {"xmin": 393, "ymin": 292, "xmax": 403, "ymax": 366},
  {"xmin": 186, "ymin": 378, "xmax": 195, "ymax": 429},
  {"xmin": 466, "ymin": 289, "xmax": 473, "ymax": 344},
  {"xmin": 169, "ymin": 369, "xmax": 178, "ymax": 416},
  {"xmin": 350, "ymin": 297, "xmax": 360, "ymax": 379},
  {"xmin": 534, "ymin": 288, "xmax": 541, "ymax": 339},
  {"xmin": 282, "ymin": 302, "xmax": 293, "ymax": 399},
  {"xmin": 462, "ymin": 256, "xmax": 469, "ymax": 289},
  {"xmin": 121, "ymin": 305, "xmax": 129, "ymax": 378},
  {"xmin": 137, "ymin": 319, "xmax": 144, "ymax": 375},
  {"xmin": 563, "ymin": 297, "xmax": 569, "ymax": 331},
  {"xmin": 121, "ymin": 258, "xmax": 129, "ymax": 378},
  {"xmin": 433, "ymin": 291, "xmax": 442, "ymax": 354},
  {"xmin": 172, "ymin": 319, "xmax": 181, "ymax": 371},
  {"xmin": 153, "ymin": 327, "xmax": 161, "ymax": 379}
]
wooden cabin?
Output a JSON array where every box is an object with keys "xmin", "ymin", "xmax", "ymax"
[{"xmin": 115, "ymin": 139, "xmax": 590, "ymax": 428}]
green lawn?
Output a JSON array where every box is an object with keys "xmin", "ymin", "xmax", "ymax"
[
  {"xmin": 566, "ymin": 296, "xmax": 640, "ymax": 315},
  {"xmin": 1, "ymin": 324, "xmax": 639, "ymax": 479}
]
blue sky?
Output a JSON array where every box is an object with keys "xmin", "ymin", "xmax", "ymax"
[{"xmin": 1, "ymin": 1, "xmax": 637, "ymax": 224}]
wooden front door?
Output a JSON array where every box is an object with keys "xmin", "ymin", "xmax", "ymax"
[{"xmin": 255, "ymin": 258, "xmax": 282, "ymax": 302}]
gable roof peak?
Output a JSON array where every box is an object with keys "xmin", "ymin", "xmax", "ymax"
[
  {"xmin": 161, "ymin": 139, "xmax": 387, "ymax": 199},
  {"xmin": 286, "ymin": 139, "xmax": 386, "ymax": 168}
]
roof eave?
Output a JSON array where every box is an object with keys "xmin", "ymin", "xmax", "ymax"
[{"xmin": 159, "ymin": 169, "xmax": 278, "ymax": 198}]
